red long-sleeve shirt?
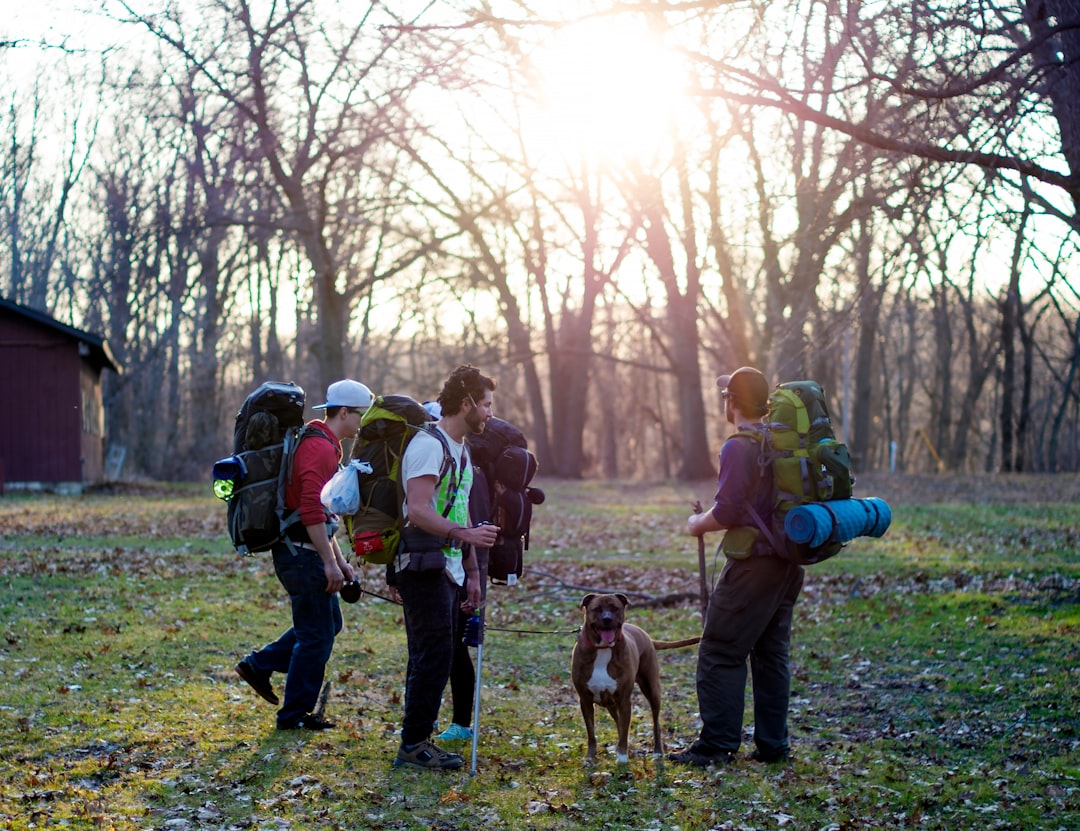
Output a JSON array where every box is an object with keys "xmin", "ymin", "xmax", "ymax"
[{"xmin": 284, "ymin": 420, "xmax": 341, "ymax": 531}]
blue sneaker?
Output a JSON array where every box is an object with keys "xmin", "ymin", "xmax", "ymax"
[{"xmin": 435, "ymin": 723, "xmax": 473, "ymax": 741}]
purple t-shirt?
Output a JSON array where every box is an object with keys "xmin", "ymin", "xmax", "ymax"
[{"xmin": 709, "ymin": 429, "xmax": 774, "ymax": 530}]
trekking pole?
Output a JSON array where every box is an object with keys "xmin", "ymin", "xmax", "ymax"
[
  {"xmin": 464, "ymin": 608, "xmax": 485, "ymax": 776},
  {"xmin": 693, "ymin": 500, "xmax": 708, "ymax": 623}
]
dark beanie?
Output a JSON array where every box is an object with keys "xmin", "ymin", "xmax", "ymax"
[{"xmin": 716, "ymin": 367, "xmax": 769, "ymax": 417}]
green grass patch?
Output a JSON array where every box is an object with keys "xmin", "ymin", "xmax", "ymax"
[{"xmin": 0, "ymin": 478, "xmax": 1077, "ymax": 829}]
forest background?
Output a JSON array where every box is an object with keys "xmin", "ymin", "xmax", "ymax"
[{"xmin": 4, "ymin": 0, "xmax": 1080, "ymax": 483}]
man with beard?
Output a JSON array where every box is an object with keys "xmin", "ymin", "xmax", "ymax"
[{"xmin": 391, "ymin": 365, "xmax": 500, "ymax": 770}]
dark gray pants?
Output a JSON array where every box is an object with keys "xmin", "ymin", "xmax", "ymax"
[
  {"xmin": 396, "ymin": 566, "xmax": 459, "ymax": 746},
  {"xmin": 447, "ymin": 547, "xmax": 488, "ymax": 726},
  {"xmin": 693, "ymin": 554, "xmax": 804, "ymax": 758}
]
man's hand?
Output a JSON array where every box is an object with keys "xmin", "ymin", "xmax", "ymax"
[
  {"xmin": 323, "ymin": 561, "xmax": 345, "ymax": 594},
  {"xmin": 457, "ymin": 523, "xmax": 499, "ymax": 549},
  {"xmin": 687, "ymin": 505, "xmax": 715, "ymax": 538},
  {"xmin": 462, "ymin": 580, "xmax": 482, "ymax": 614},
  {"xmin": 332, "ymin": 539, "xmax": 356, "ymax": 584}
]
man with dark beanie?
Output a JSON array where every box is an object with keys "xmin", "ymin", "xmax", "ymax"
[{"xmin": 670, "ymin": 367, "xmax": 804, "ymax": 767}]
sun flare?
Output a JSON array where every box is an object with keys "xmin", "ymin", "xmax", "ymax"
[{"xmin": 527, "ymin": 18, "xmax": 692, "ymax": 165}]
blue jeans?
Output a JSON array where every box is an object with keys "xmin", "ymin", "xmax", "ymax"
[
  {"xmin": 694, "ymin": 554, "xmax": 804, "ymax": 758},
  {"xmin": 247, "ymin": 543, "xmax": 342, "ymax": 727},
  {"xmin": 396, "ymin": 567, "xmax": 459, "ymax": 746}
]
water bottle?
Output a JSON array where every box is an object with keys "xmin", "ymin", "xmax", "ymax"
[
  {"xmin": 212, "ymin": 477, "xmax": 235, "ymax": 500},
  {"xmin": 211, "ymin": 456, "xmax": 244, "ymax": 501},
  {"xmin": 463, "ymin": 613, "xmax": 483, "ymax": 646}
]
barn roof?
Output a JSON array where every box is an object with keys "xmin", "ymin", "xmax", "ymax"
[{"xmin": 0, "ymin": 296, "xmax": 123, "ymax": 375}]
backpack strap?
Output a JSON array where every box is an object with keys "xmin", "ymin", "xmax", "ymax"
[
  {"xmin": 745, "ymin": 504, "xmax": 785, "ymax": 557},
  {"xmin": 408, "ymin": 423, "xmax": 464, "ymax": 517},
  {"xmin": 727, "ymin": 428, "xmax": 788, "ymax": 556},
  {"xmin": 397, "ymin": 424, "xmax": 469, "ymax": 551},
  {"xmin": 279, "ymin": 425, "xmax": 335, "ymax": 556}
]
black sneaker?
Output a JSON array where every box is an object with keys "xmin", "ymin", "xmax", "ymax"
[
  {"xmin": 236, "ymin": 659, "xmax": 279, "ymax": 705},
  {"xmin": 750, "ymin": 748, "xmax": 789, "ymax": 763},
  {"xmin": 667, "ymin": 747, "xmax": 736, "ymax": 768},
  {"xmin": 279, "ymin": 714, "xmax": 336, "ymax": 731},
  {"xmin": 393, "ymin": 740, "xmax": 464, "ymax": 770}
]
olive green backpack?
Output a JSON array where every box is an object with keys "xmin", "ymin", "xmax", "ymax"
[{"xmin": 728, "ymin": 380, "xmax": 854, "ymax": 565}]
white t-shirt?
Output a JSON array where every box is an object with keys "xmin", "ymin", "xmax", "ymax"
[{"xmin": 398, "ymin": 425, "xmax": 472, "ymax": 585}]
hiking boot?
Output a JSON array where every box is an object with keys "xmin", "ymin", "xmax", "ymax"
[
  {"xmin": 393, "ymin": 740, "xmax": 464, "ymax": 770},
  {"xmin": 236, "ymin": 659, "xmax": 279, "ymax": 705},
  {"xmin": 436, "ymin": 723, "xmax": 473, "ymax": 742},
  {"xmin": 667, "ymin": 747, "xmax": 736, "ymax": 768},
  {"xmin": 279, "ymin": 714, "xmax": 336, "ymax": 731}
]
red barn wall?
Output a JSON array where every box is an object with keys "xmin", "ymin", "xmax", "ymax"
[{"xmin": 0, "ymin": 311, "xmax": 85, "ymax": 485}]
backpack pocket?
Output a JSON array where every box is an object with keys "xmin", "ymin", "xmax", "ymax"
[
  {"xmin": 720, "ymin": 526, "xmax": 760, "ymax": 560},
  {"xmin": 351, "ymin": 508, "xmax": 399, "ymax": 565},
  {"xmin": 813, "ymin": 440, "xmax": 854, "ymax": 500},
  {"xmin": 494, "ymin": 446, "xmax": 538, "ymax": 491},
  {"xmin": 488, "ymin": 536, "xmax": 523, "ymax": 585},
  {"xmin": 225, "ymin": 443, "xmax": 286, "ymax": 555},
  {"xmin": 495, "ymin": 488, "xmax": 533, "ymax": 539}
]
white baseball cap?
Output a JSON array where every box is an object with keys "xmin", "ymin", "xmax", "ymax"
[
  {"xmin": 312, "ymin": 379, "xmax": 373, "ymax": 410},
  {"xmin": 422, "ymin": 400, "xmax": 442, "ymax": 419}
]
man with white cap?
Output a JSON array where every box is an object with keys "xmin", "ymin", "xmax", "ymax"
[
  {"xmin": 669, "ymin": 366, "xmax": 804, "ymax": 768},
  {"xmin": 236, "ymin": 378, "xmax": 372, "ymax": 730}
]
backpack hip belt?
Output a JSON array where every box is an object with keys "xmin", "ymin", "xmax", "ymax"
[{"xmin": 401, "ymin": 525, "xmax": 461, "ymax": 552}]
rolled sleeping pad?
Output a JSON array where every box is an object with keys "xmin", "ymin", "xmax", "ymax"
[{"xmin": 784, "ymin": 497, "xmax": 892, "ymax": 549}]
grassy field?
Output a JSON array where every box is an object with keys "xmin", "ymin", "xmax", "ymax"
[{"xmin": 0, "ymin": 475, "xmax": 1077, "ymax": 830}]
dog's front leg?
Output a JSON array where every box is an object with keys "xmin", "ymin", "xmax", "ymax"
[
  {"xmin": 614, "ymin": 694, "xmax": 633, "ymax": 764},
  {"xmin": 579, "ymin": 695, "xmax": 599, "ymax": 762}
]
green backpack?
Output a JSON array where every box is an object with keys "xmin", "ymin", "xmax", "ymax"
[
  {"xmin": 732, "ymin": 380, "xmax": 854, "ymax": 564},
  {"xmin": 347, "ymin": 394, "xmax": 457, "ymax": 565}
]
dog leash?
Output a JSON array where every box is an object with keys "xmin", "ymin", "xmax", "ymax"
[
  {"xmin": 486, "ymin": 625, "xmax": 581, "ymax": 637},
  {"xmin": 348, "ymin": 587, "xmax": 579, "ymax": 637}
]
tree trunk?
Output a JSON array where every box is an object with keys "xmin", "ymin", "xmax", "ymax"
[
  {"xmin": 549, "ymin": 306, "xmax": 595, "ymax": 478},
  {"xmin": 1027, "ymin": 0, "xmax": 1080, "ymax": 214},
  {"xmin": 1000, "ymin": 284, "xmax": 1017, "ymax": 472}
]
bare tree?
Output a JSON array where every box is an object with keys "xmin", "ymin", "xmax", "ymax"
[
  {"xmin": 0, "ymin": 61, "xmax": 99, "ymax": 311},
  {"xmin": 675, "ymin": 0, "xmax": 1080, "ymax": 472},
  {"xmin": 1044, "ymin": 281, "xmax": 1080, "ymax": 469},
  {"xmin": 122, "ymin": 0, "xmax": 452, "ymax": 391},
  {"xmin": 618, "ymin": 153, "xmax": 715, "ymax": 480},
  {"xmin": 11, "ymin": 0, "xmax": 1080, "ymax": 478}
]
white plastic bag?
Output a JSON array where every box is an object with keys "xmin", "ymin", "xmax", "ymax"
[{"xmin": 320, "ymin": 459, "xmax": 368, "ymax": 515}]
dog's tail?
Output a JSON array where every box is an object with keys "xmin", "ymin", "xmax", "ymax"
[{"xmin": 651, "ymin": 637, "xmax": 701, "ymax": 651}]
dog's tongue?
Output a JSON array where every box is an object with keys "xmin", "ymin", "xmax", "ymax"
[{"xmin": 600, "ymin": 629, "xmax": 616, "ymax": 645}]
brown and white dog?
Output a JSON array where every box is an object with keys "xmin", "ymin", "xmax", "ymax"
[{"xmin": 571, "ymin": 592, "xmax": 700, "ymax": 764}]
